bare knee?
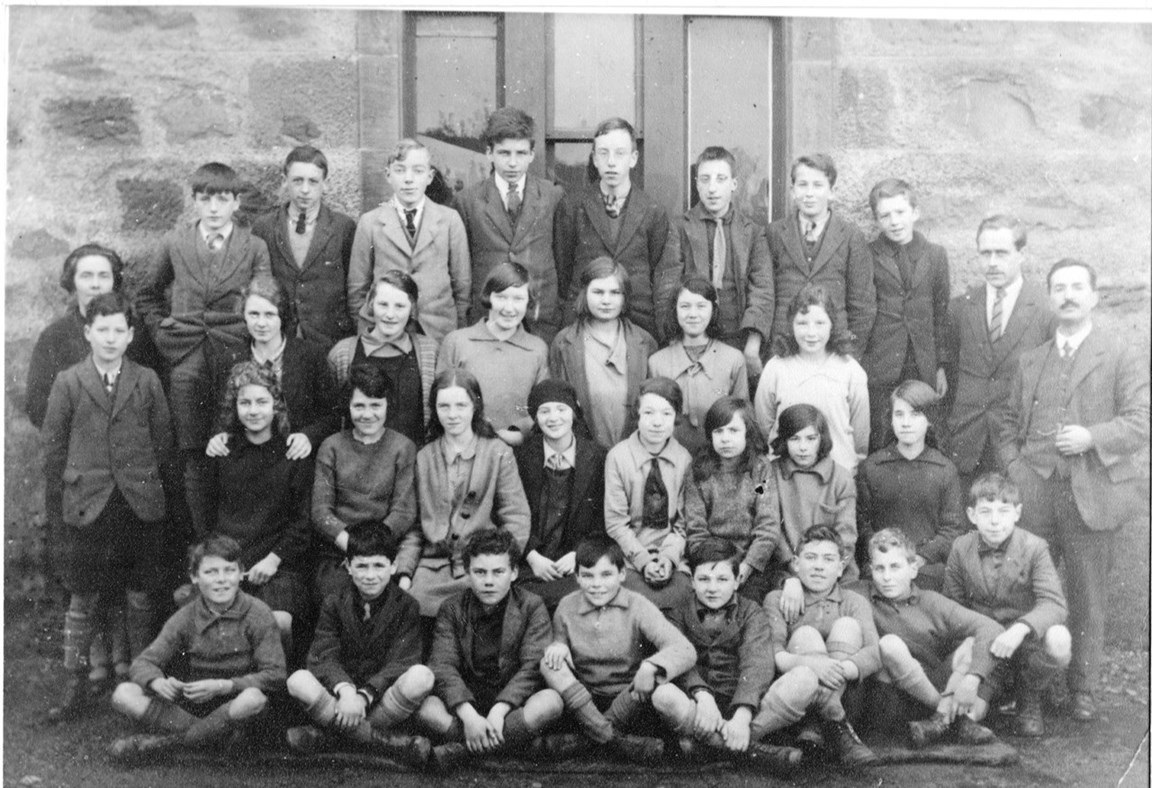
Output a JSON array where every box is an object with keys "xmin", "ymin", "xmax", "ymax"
[
  {"xmin": 1045, "ymin": 626, "xmax": 1072, "ymax": 666},
  {"xmin": 878, "ymin": 634, "xmax": 909, "ymax": 663},
  {"xmin": 788, "ymin": 625, "xmax": 826, "ymax": 654},
  {"xmin": 951, "ymin": 637, "xmax": 975, "ymax": 674},
  {"xmin": 400, "ymin": 664, "xmax": 435, "ymax": 696},
  {"xmin": 539, "ymin": 657, "xmax": 574, "ymax": 688},
  {"xmin": 782, "ymin": 665, "xmax": 820, "ymax": 697},
  {"xmin": 230, "ymin": 687, "xmax": 267, "ymax": 718},
  {"xmin": 650, "ymin": 683, "xmax": 682, "ymax": 714},
  {"xmin": 533, "ymin": 688, "xmax": 564, "ymax": 719},
  {"xmin": 272, "ymin": 611, "xmax": 293, "ymax": 635},
  {"xmin": 110, "ymin": 681, "xmax": 146, "ymax": 715},
  {"xmin": 286, "ymin": 669, "xmax": 319, "ymax": 701},
  {"xmin": 828, "ymin": 616, "xmax": 862, "ymax": 644}
]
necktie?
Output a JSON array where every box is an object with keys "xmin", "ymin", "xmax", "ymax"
[
  {"xmin": 1063, "ymin": 340, "xmax": 1074, "ymax": 359},
  {"xmin": 802, "ymin": 220, "xmax": 818, "ymax": 244},
  {"xmin": 207, "ymin": 233, "xmax": 224, "ymax": 252},
  {"xmin": 506, "ymin": 187, "xmax": 521, "ymax": 222},
  {"xmin": 363, "ymin": 602, "xmax": 372, "ymax": 622},
  {"xmin": 404, "ymin": 208, "xmax": 418, "ymax": 238},
  {"xmin": 545, "ymin": 452, "xmax": 569, "ymax": 471},
  {"xmin": 294, "ymin": 211, "xmax": 307, "ymax": 235},
  {"xmin": 989, "ymin": 287, "xmax": 1006, "ymax": 342},
  {"xmin": 641, "ymin": 457, "xmax": 669, "ymax": 533},
  {"xmin": 103, "ymin": 372, "xmax": 114, "ymax": 395},
  {"xmin": 711, "ymin": 218, "xmax": 727, "ymax": 290},
  {"xmin": 603, "ymin": 192, "xmax": 620, "ymax": 219}
]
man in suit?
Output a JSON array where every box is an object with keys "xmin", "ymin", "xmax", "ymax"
[
  {"xmin": 944, "ymin": 215, "xmax": 1055, "ymax": 493},
  {"xmin": 253, "ymin": 146, "xmax": 357, "ymax": 351},
  {"xmin": 1000, "ymin": 258, "xmax": 1150, "ymax": 722},
  {"xmin": 455, "ymin": 107, "xmax": 572, "ymax": 345}
]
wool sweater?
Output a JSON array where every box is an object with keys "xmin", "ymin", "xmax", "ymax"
[
  {"xmin": 684, "ymin": 453, "xmax": 781, "ymax": 573},
  {"xmin": 770, "ymin": 456, "xmax": 858, "ymax": 582},
  {"xmin": 763, "ymin": 583, "xmax": 880, "ymax": 678}
]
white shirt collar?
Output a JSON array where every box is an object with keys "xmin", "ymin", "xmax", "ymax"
[
  {"xmin": 494, "ymin": 172, "xmax": 522, "ymax": 201},
  {"xmin": 391, "ymin": 197, "xmax": 426, "ymax": 225},
  {"xmin": 543, "ymin": 439, "xmax": 577, "ymax": 470},
  {"xmin": 985, "ymin": 274, "xmax": 1025, "ymax": 325},
  {"xmin": 1055, "ymin": 321, "xmax": 1092, "ymax": 354},
  {"xmin": 199, "ymin": 222, "xmax": 234, "ymax": 242}
]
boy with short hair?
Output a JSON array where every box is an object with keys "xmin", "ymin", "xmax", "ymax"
[
  {"xmin": 656, "ymin": 538, "xmax": 806, "ymax": 771},
  {"xmin": 765, "ymin": 154, "xmax": 875, "ymax": 354},
  {"xmin": 540, "ymin": 535, "xmax": 695, "ymax": 763},
  {"xmin": 42, "ymin": 292, "xmax": 180, "ymax": 721},
  {"xmin": 565, "ymin": 117, "xmax": 679, "ymax": 341},
  {"xmin": 866, "ymin": 528, "xmax": 1002, "ymax": 748},
  {"xmin": 136, "ymin": 161, "xmax": 272, "ymax": 536},
  {"xmin": 944, "ymin": 473, "xmax": 1071, "ymax": 737},
  {"xmin": 456, "ymin": 106, "xmax": 572, "ymax": 344},
  {"xmin": 253, "ymin": 145, "xmax": 358, "ymax": 351},
  {"xmin": 762, "ymin": 525, "xmax": 879, "ymax": 769},
  {"xmin": 862, "ymin": 178, "xmax": 950, "ymax": 450},
  {"xmin": 346, "ymin": 139, "xmax": 471, "ymax": 342},
  {"xmin": 285, "ymin": 529, "xmax": 434, "ymax": 765},
  {"xmin": 417, "ymin": 528, "xmax": 563, "ymax": 769},
  {"xmin": 108, "ymin": 536, "xmax": 285, "ymax": 761},
  {"xmin": 672, "ymin": 146, "xmax": 773, "ymax": 375}
]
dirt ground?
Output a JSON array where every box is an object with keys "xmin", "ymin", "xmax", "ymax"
[{"xmin": 4, "ymin": 600, "xmax": 1149, "ymax": 788}]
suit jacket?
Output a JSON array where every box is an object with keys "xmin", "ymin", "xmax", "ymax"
[
  {"xmin": 252, "ymin": 203, "xmax": 357, "ymax": 350},
  {"xmin": 565, "ymin": 187, "xmax": 679, "ymax": 341},
  {"xmin": 766, "ymin": 210, "xmax": 875, "ymax": 351},
  {"xmin": 346, "ymin": 200, "xmax": 471, "ymax": 342},
  {"xmin": 945, "ymin": 280, "xmax": 1054, "ymax": 473},
  {"xmin": 430, "ymin": 586, "xmax": 551, "ymax": 710},
  {"xmin": 1000, "ymin": 328, "xmax": 1150, "ymax": 531},
  {"xmin": 455, "ymin": 176, "xmax": 572, "ymax": 343},
  {"xmin": 42, "ymin": 358, "xmax": 177, "ymax": 527},
  {"xmin": 514, "ymin": 433, "xmax": 607, "ymax": 560},
  {"xmin": 862, "ymin": 232, "xmax": 950, "ymax": 386}
]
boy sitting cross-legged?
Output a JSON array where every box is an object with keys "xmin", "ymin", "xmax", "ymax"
[
  {"xmin": 763, "ymin": 525, "xmax": 879, "ymax": 770},
  {"xmin": 540, "ymin": 535, "xmax": 696, "ymax": 763},
  {"xmin": 109, "ymin": 536, "xmax": 286, "ymax": 762},
  {"xmin": 865, "ymin": 528, "xmax": 1001, "ymax": 748},
  {"xmin": 416, "ymin": 528, "xmax": 563, "ymax": 769},
  {"xmin": 285, "ymin": 529, "xmax": 434, "ymax": 766},
  {"xmin": 655, "ymin": 537, "xmax": 806, "ymax": 772}
]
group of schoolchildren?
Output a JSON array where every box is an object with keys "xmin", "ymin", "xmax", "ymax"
[{"xmin": 31, "ymin": 104, "xmax": 1088, "ymax": 773}]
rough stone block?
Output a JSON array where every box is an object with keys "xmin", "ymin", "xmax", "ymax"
[
  {"xmin": 117, "ymin": 178, "xmax": 185, "ymax": 233},
  {"xmin": 236, "ymin": 7, "xmax": 302, "ymax": 40},
  {"xmin": 1081, "ymin": 95, "xmax": 1142, "ymax": 138},
  {"xmin": 281, "ymin": 115, "xmax": 322, "ymax": 143},
  {"xmin": 158, "ymin": 95, "xmax": 235, "ymax": 144},
  {"xmin": 43, "ymin": 96, "xmax": 140, "ymax": 144},
  {"xmin": 232, "ymin": 163, "xmax": 284, "ymax": 226},
  {"xmin": 837, "ymin": 67, "xmax": 893, "ymax": 148},
  {"xmin": 8, "ymin": 228, "xmax": 70, "ymax": 260},
  {"xmin": 248, "ymin": 59, "xmax": 357, "ymax": 147},
  {"xmin": 942, "ymin": 79, "xmax": 1037, "ymax": 143},
  {"xmin": 47, "ymin": 55, "xmax": 110, "ymax": 80}
]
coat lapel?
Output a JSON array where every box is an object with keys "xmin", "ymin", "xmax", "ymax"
[
  {"xmin": 483, "ymin": 179, "xmax": 516, "ymax": 243},
  {"xmin": 997, "ymin": 281, "xmax": 1045, "ymax": 359},
  {"xmin": 412, "ymin": 204, "xmax": 443, "ymax": 259},
  {"xmin": 810, "ymin": 213, "xmax": 847, "ymax": 275},
  {"xmin": 582, "ymin": 191, "xmax": 616, "ymax": 252},
  {"xmin": 380, "ymin": 208, "xmax": 415, "ymax": 259},
  {"xmin": 1065, "ymin": 329, "xmax": 1107, "ymax": 395},
  {"xmin": 614, "ymin": 190, "xmax": 647, "ymax": 254},
  {"xmin": 872, "ymin": 240, "xmax": 904, "ymax": 291},
  {"xmin": 78, "ymin": 360, "xmax": 113, "ymax": 414},
  {"xmin": 271, "ymin": 207, "xmax": 297, "ymax": 270},
  {"xmin": 781, "ymin": 213, "xmax": 809, "ymax": 273},
  {"xmin": 110, "ymin": 360, "xmax": 141, "ymax": 420},
  {"xmin": 511, "ymin": 178, "xmax": 542, "ymax": 248},
  {"xmin": 302, "ymin": 205, "xmax": 337, "ymax": 271},
  {"xmin": 570, "ymin": 437, "xmax": 598, "ymax": 506}
]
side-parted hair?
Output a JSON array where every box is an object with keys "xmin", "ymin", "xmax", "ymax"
[
  {"xmin": 976, "ymin": 214, "xmax": 1027, "ymax": 251},
  {"xmin": 672, "ymin": 275, "xmax": 721, "ymax": 339},
  {"xmin": 575, "ymin": 534, "xmax": 625, "ymax": 571},
  {"xmin": 635, "ymin": 376, "xmax": 684, "ymax": 422},
  {"xmin": 771, "ymin": 283, "xmax": 855, "ymax": 358},
  {"xmin": 60, "ymin": 243, "xmax": 124, "ymax": 294},
  {"xmin": 890, "ymin": 379, "xmax": 943, "ymax": 450},
  {"xmin": 481, "ymin": 261, "xmax": 538, "ymax": 324},
  {"xmin": 771, "ymin": 403, "xmax": 834, "ymax": 465},
  {"xmin": 426, "ymin": 367, "xmax": 497, "ymax": 442},
  {"xmin": 593, "ymin": 117, "xmax": 637, "ymax": 148},
  {"xmin": 348, "ymin": 362, "xmax": 394, "ymax": 403},
  {"xmin": 968, "ymin": 472, "xmax": 1021, "ymax": 507},
  {"xmin": 462, "ymin": 527, "xmax": 521, "ymax": 570},
  {"xmin": 366, "ymin": 270, "xmax": 421, "ymax": 332},
  {"xmin": 790, "ymin": 153, "xmax": 837, "ymax": 187},
  {"xmin": 796, "ymin": 524, "xmax": 848, "ymax": 559},
  {"xmin": 694, "ymin": 397, "xmax": 767, "ymax": 481},
  {"xmin": 868, "ymin": 527, "xmax": 918, "ymax": 563},
  {"xmin": 84, "ymin": 291, "xmax": 135, "ymax": 327},
  {"xmin": 191, "ymin": 162, "xmax": 242, "ymax": 197},
  {"xmin": 241, "ymin": 274, "xmax": 295, "ymax": 335},
  {"xmin": 1047, "ymin": 257, "xmax": 1097, "ymax": 291},
  {"xmin": 347, "ymin": 527, "xmax": 399, "ymax": 562},
  {"xmin": 687, "ymin": 536, "xmax": 742, "ymax": 574},
  {"xmin": 868, "ymin": 178, "xmax": 917, "ymax": 215},
  {"xmin": 484, "ymin": 106, "xmax": 536, "ymax": 149},
  {"xmin": 221, "ymin": 360, "xmax": 291, "ymax": 438},
  {"xmin": 574, "ymin": 256, "xmax": 631, "ymax": 324},
  {"xmin": 387, "ymin": 138, "xmax": 429, "ymax": 168},
  {"xmin": 284, "ymin": 145, "xmax": 329, "ymax": 179},
  {"xmin": 695, "ymin": 146, "xmax": 736, "ymax": 173},
  {"xmin": 187, "ymin": 534, "xmax": 243, "ymax": 576}
]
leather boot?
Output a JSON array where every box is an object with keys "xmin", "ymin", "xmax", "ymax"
[
  {"xmin": 108, "ymin": 733, "xmax": 181, "ymax": 763},
  {"xmin": 952, "ymin": 715, "xmax": 997, "ymax": 745},
  {"xmin": 285, "ymin": 725, "xmax": 327, "ymax": 755},
  {"xmin": 908, "ymin": 711, "xmax": 951, "ymax": 749},
  {"xmin": 370, "ymin": 731, "xmax": 432, "ymax": 767},
  {"xmin": 823, "ymin": 717, "xmax": 878, "ymax": 769},
  {"xmin": 431, "ymin": 741, "xmax": 469, "ymax": 771},
  {"xmin": 610, "ymin": 734, "xmax": 664, "ymax": 765},
  {"xmin": 744, "ymin": 742, "xmax": 803, "ymax": 772}
]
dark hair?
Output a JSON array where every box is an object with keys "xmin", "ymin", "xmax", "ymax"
[
  {"xmin": 771, "ymin": 284, "xmax": 855, "ymax": 357},
  {"xmin": 687, "ymin": 536, "xmax": 742, "ymax": 574},
  {"xmin": 284, "ymin": 145, "xmax": 329, "ymax": 179},
  {"xmin": 84, "ymin": 291, "xmax": 135, "ymax": 327},
  {"xmin": 191, "ymin": 161, "xmax": 242, "ymax": 197},
  {"xmin": 889, "ymin": 379, "xmax": 943, "ymax": 450},
  {"xmin": 241, "ymin": 274, "xmax": 294, "ymax": 337},
  {"xmin": 59, "ymin": 243, "xmax": 124, "ymax": 294},
  {"xmin": 484, "ymin": 106, "xmax": 536, "ymax": 149},
  {"xmin": 187, "ymin": 534, "xmax": 243, "ymax": 575},
  {"xmin": 867, "ymin": 527, "xmax": 918, "ymax": 563},
  {"xmin": 220, "ymin": 360, "xmax": 291, "ymax": 438},
  {"xmin": 634, "ymin": 377, "xmax": 684, "ymax": 423},
  {"xmin": 868, "ymin": 177, "xmax": 917, "ymax": 215},
  {"xmin": 796, "ymin": 524, "xmax": 847, "ymax": 559},
  {"xmin": 593, "ymin": 117, "xmax": 637, "ymax": 148},
  {"xmin": 526, "ymin": 379, "xmax": 593, "ymax": 440},
  {"xmin": 967, "ymin": 472, "xmax": 1021, "ymax": 507},
  {"xmin": 976, "ymin": 214, "xmax": 1027, "ymax": 251},
  {"xmin": 695, "ymin": 146, "xmax": 736, "ymax": 173},
  {"xmin": 1047, "ymin": 258, "xmax": 1097, "ymax": 291},
  {"xmin": 348, "ymin": 362, "xmax": 393, "ymax": 403},
  {"xmin": 771, "ymin": 404, "xmax": 834, "ymax": 464},
  {"xmin": 573, "ymin": 256, "xmax": 631, "ymax": 324},
  {"xmin": 426, "ymin": 166, "xmax": 455, "ymax": 207},
  {"xmin": 575, "ymin": 534, "xmax": 625, "ymax": 571},
  {"xmin": 480, "ymin": 261, "xmax": 537, "ymax": 324},
  {"xmin": 790, "ymin": 153, "xmax": 837, "ymax": 187},
  {"xmin": 365, "ymin": 270, "xmax": 421, "ymax": 332},
  {"xmin": 670, "ymin": 275, "xmax": 721, "ymax": 340},
  {"xmin": 462, "ymin": 527, "xmax": 521, "ymax": 570},
  {"xmin": 426, "ymin": 367, "xmax": 497, "ymax": 442},
  {"xmin": 388, "ymin": 138, "xmax": 429, "ymax": 168},
  {"xmin": 347, "ymin": 527, "xmax": 399, "ymax": 562},
  {"xmin": 694, "ymin": 397, "xmax": 767, "ymax": 480}
]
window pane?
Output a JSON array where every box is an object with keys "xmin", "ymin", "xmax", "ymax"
[
  {"xmin": 687, "ymin": 16, "xmax": 773, "ymax": 221},
  {"xmin": 547, "ymin": 141, "xmax": 644, "ymax": 195},
  {"xmin": 551, "ymin": 15, "xmax": 636, "ymax": 132}
]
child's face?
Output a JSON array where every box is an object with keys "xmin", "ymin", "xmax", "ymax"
[
  {"xmin": 692, "ymin": 560, "xmax": 739, "ymax": 610},
  {"xmin": 967, "ymin": 496, "xmax": 1021, "ymax": 548},
  {"xmin": 194, "ymin": 191, "xmax": 240, "ymax": 232},
  {"xmin": 592, "ymin": 129, "xmax": 638, "ymax": 190},
  {"xmin": 585, "ymin": 275, "xmax": 625, "ymax": 322},
  {"xmin": 874, "ymin": 194, "xmax": 919, "ymax": 246},
  {"xmin": 244, "ymin": 294, "xmax": 282, "ymax": 346},
  {"xmin": 869, "ymin": 548, "xmax": 918, "ymax": 600},
  {"xmin": 84, "ymin": 313, "xmax": 134, "ymax": 366},
  {"xmin": 792, "ymin": 305, "xmax": 832, "ymax": 355},
  {"xmin": 536, "ymin": 402, "xmax": 575, "ymax": 444},
  {"xmin": 791, "ymin": 539, "xmax": 845, "ymax": 594},
  {"xmin": 284, "ymin": 162, "xmax": 327, "ymax": 215},
  {"xmin": 436, "ymin": 385, "xmax": 474, "ymax": 438},
  {"xmin": 637, "ymin": 393, "xmax": 676, "ymax": 450},
  {"xmin": 711, "ymin": 412, "xmax": 747, "ymax": 461},
  {"xmin": 676, "ymin": 288, "xmax": 712, "ymax": 340},
  {"xmin": 236, "ymin": 383, "xmax": 275, "ymax": 440},
  {"xmin": 467, "ymin": 552, "xmax": 518, "ymax": 608},
  {"xmin": 488, "ymin": 284, "xmax": 530, "ymax": 333},
  {"xmin": 192, "ymin": 555, "xmax": 242, "ymax": 607},
  {"xmin": 695, "ymin": 159, "xmax": 737, "ymax": 217},
  {"xmin": 73, "ymin": 255, "xmax": 116, "ymax": 313},
  {"xmin": 786, "ymin": 425, "xmax": 821, "ymax": 468},
  {"xmin": 487, "ymin": 138, "xmax": 535, "ymax": 186},
  {"xmin": 791, "ymin": 164, "xmax": 833, "ymax": 221},
  {"xmin": 387, "ymin": 148, "xmax": 433, "ymax": 209},
  {"xmin": 976, "ymin": 228, "xmax": 1024, "ymax": 289},
  {"xmin": 349, "ymin": 389, "xmax": 388, "ymax": 442},
  {"xmin": 346, "ymin": 554, "xmax": 394, "ymax": 600},
  {"xmin": 576, "ymin": 555, "xmax": 625, "ymax": 608},
  {"xmin": 372, "ymin": 283, "xmax": 413, "ymax": 342},
  {"xmin": 891, "ymin": 396, "xmax": 929, "ymax": 450}
]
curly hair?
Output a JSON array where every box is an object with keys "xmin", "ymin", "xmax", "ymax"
[{"xmin": 219, "ymin": 360, "xmax": 291, "ymax": 438}]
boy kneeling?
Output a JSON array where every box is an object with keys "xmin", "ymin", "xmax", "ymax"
[
  {"xmin": 285, "ymin": 530, "xmax": 434, "ymax": 766},
  {"xmin": 109, "ymin": 536, "xmax": 285, "ymax": 761}
]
